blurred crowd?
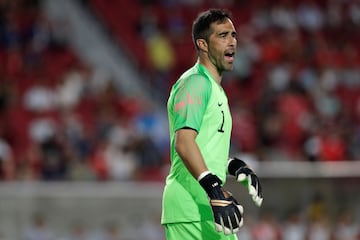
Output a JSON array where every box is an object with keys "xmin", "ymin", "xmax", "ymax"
[
  {"xmin": 11, "ymin": 195, "xmax": 360, "ymax": 240},
  {"xmin": 1, "ymin": 0, "xmax": 360, "ymax": 182},
  {"xmin": 0, "ymin": 0, "xmax": 168, "ymax": 181},
  {"xmin": 16, "ymin": 212, "xmax": 165, "ymax": 240},
  {"xmin": 91, "ymin": 0, "xmax": 360, "ymax": 164}
]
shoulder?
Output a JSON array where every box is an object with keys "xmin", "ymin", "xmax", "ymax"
[{"xmin": 179, "ymin": 73, "xmax": 211, "ymax": 93}]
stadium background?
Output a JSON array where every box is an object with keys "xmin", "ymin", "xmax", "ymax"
[{"xmin": 0, "ymin": 0, "xmax": 359, "ymax": 239}]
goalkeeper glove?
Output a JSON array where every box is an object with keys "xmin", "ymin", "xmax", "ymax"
[
  {"xmin": 198, "ymin": 172, "xmax": 244, "ymax": 235},
  {"xmin": 228, "ymin": 158, "xmax": 263, "ymax": 207}
]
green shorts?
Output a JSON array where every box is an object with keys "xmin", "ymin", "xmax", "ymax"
[{"xmin": 164, "ymin": 221, "xmax": 238, "ymax": 240}]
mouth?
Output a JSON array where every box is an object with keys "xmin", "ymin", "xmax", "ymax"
[{"xmin": 224, "ymin": 51, "xmax": 235, "ymax": 62}]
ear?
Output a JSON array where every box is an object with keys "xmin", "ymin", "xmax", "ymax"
[{"xmin": 196, "ymin": 39, "xmax": 208, "ymax": 52}]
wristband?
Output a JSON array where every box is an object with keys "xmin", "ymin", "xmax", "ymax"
[{"xmin": 197, "ymin": 170, "xmax": 211, "ymax": 181}]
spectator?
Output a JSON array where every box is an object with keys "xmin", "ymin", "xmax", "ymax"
[
  {"xmin": 318, "ymin": 131, "xmax": 347, "ymax": 161},
  {"xmin": 137, "ymin": 213, "xmax": 165, "ymax": 240},
  {"xmin": 333, "ymin": 209, "xmax": 360, "ymax": 240},
  {"xmin": 92, "ymin": 221, "xmax": 123, "ymax": 240},
  {"xmin": 23, "ymin": 77, "xmax": 57, "ymax": 114},
  {"xmin": 145, "ymin": 30, "xmax": 175, "ymax": 99},
  {"xmin": 296, "ymin": 0, "xmax": 324, "ymax": 32},
  {"xmin": 62, "ymin": 221, "xmax": 94, "ymax": 240},
  {"xmin": 306, "ymin": 214, "xmax": 332, "ymax": 240},
  {"xmin": 252, "ymin": 210, "xmax": 282, "ymax": 240},
  {"xmin": 101, "ymin": 221, "xmax": 122, "ymax": 240},
  {"xmin": 104, "ymin": 124, "xmax": 138, "ymax": 181},
  {"xmin": 133, "ymin": 102, "xmax": 168, "ymax": 167},
  {"xmin": 282, "ymin": 208, "xmax": 307, "ymax": 240},
  {"xmin": 306, "ymin": 194, "xmax": 332, "ymax": 240},
  {"xmin": 22, "ymin": 213, "xmax": 55, "ymax": 240},
  {"xmin": 56, "ymin": 66, "xmax": 86, "ymax": 110},
  {"xmin": 39, "ymin": 135, "xmax": 68, "ymax": 180}
]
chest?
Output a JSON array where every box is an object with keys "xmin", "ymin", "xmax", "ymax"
[{"xmin": 203, "ymin": 84, "xmax": 232, "ymax": 134}]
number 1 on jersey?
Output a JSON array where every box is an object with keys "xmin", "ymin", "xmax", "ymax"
[{"xmin": 218, "ymin": 110, "xmax": 225, "ymax": 133}]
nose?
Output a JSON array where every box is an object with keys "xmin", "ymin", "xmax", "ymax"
[{"xmin": 229, "ymin": 37, "xmax": 236, "ymax": 47}]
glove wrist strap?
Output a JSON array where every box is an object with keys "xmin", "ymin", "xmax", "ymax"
[
  {"xmin": 197, "ymin": 171, "xmax": 211, "ymax": 181},
  {"xmin": 198, "ymin": 172, "xmax": 224, "ymax": 200}
]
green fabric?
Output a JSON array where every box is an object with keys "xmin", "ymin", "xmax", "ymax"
[
  {"xmin": 164, "ymin": 221, "xmax": 238, "ymax": 240},
  {"xmin": 162, "ymin": 63, "xmax": 232, "ymax": 224}
]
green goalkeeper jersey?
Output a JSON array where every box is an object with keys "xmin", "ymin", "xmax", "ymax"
[{"xmin": 161, "ymin": 62, "xmax": 232, "ymax": 224}]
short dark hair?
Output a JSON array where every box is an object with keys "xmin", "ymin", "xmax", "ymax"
[{"xmin": 192, "ymin": 9, "xmax": 232, "ymax": 51}]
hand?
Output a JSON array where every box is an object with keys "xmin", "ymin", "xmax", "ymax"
[
  {"xmin": 210, "ymin": 189, "xmax": 244, "ymax": 234},
  {"xmin": 199, "ymin": 172, "xmax": 244, "ymax": 235},
  {"xmin": 228, "ymin": 158, "xmax": 263, "ymax": 207}
]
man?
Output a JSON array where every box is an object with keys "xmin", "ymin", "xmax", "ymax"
[{"xmin": 161, "ymin": 9, "xmax": 263, "ymax": 240}]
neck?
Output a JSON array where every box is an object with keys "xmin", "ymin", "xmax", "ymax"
[{"xmin": 198, "ymin": 58, "xmax": 222, "ymax": 84}]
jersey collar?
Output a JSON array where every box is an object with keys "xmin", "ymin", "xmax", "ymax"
[
  {"xmin": 196, "ymin": 62, "xmax": 224, "ymax": 90},
  {"xmin": 197, "ymin": 62, "xmax": 215, "ymax": 81}
]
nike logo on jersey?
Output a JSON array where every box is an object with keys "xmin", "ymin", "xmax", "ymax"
[{"xmin": 218, "ymin": 102, "xmax": 223, "ymax": 107}]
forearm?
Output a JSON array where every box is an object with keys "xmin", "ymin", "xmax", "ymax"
[{"xmin": 175, "ymin": 128, "xmax": 208, "ymax": 179}]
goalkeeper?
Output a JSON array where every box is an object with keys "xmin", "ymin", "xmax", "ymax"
[{"xmin": 161, "ymin": 9, "xmax": 263, "ymax": 240}]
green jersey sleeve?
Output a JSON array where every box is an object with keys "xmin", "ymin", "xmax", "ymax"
[{"xmin": 172, "ymin": 74, "xmax": 211, "ymax": 132}]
